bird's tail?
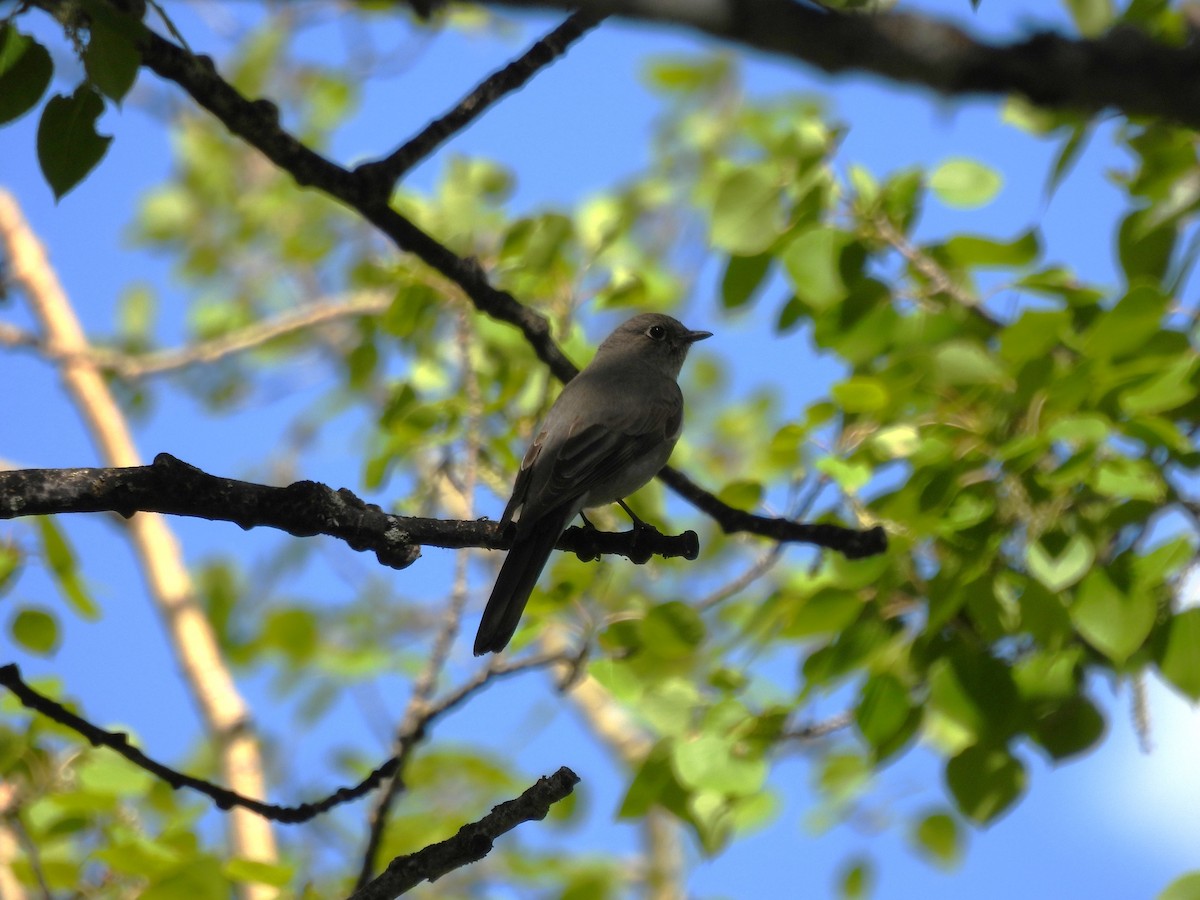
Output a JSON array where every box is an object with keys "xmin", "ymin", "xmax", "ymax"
[{"xmin": 474, "ymin": 513, "xmax": 566, "ymax": 656}]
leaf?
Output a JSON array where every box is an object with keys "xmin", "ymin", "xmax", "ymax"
[
  {"xmin": 643, "ymin": 601, "xmax": 706, "ymax": 658},
  {"xmin": 84, "ymin": 10, "xmax": 142, "ymax": 103},
  {"xmin": 782, "ymin": 228, "xmax": 850, "ymax": 312},
  {"xmin": 1090, "ymin": 456, "xmax": 1165, "ymax": 503},
  {"xmin": 1160, "ymin": 872, "xmax": 1200, "ymax": 900},
  {"xmin": 941, "ymin": 231, "xmax": 1039, "ymax": 268},
  {"xmin": 0, "ymin": 26, "xmax": 53, "ymax": 125},
  {"xmin": 855, "ymin": 673, "xmax": 913, "ymax": 752},
  {"xmin": 37, "ymin": 85, "xmax": 113, "ymax": 200},
  {"xmin": 671, "ymin": 735, "xmax": 767, "ymax": 796},
  {"xmin": 929, "ymin": 158, "xmax": 1002, "ymax": 208},
  {"xmin": 1083, "ymin": 285, "xmax": 1168, "ymax": 360},
  {"xmin": 36, "ymin": 519, "xmax": 100, "ymax": 619},
  {"xmin": 720, "ymin": 253, "xmax": 772, "ymax": 310},
  {"xmin": 1119, "ymin": 354, "xmax": 1199, "ymax": 415},
  {"xmin": 1046, "ymin": 123, "xmax": 1091, "ymax": 198},
  {"xmin": 1158, "ymin": 608, "xmax": 1200, "ymax": 701},
  {"xmin": 932, "ymin": 341, "xmax": 1005, "ymax": 387},
  {"xmin": 1118, "ymin": 209, "xmax": 1175, "ymax": 284},
  {"xmin": 11, "ymin": 607, "xmax": 59, "ymax": 655},
  {"xmin": 1026, "ymin": 534, "xmax": 1094, "ymax": 592},
  {"xmin": 838, "ymin": 858, "xmax": 874, "ymax": 900},
  {"xmin": 945, "ymin": 744, "xmax": 1027, "ymax": 824},
  {"xmin": 909, "ymin": 811, "xmax": 964, "ymax": 868},
  {"xmin": 710, "ymin": 166, "xmax": 783, "ymax": 255},
  {"xmin": 832, "ymin": 376, "xmax": 889, "ymax": 413},
  {"xmin": 1031, "ymin": 694, "xmax": 1105, "ymax": 760},
  {"xmin": 1065, "ymin": 0, "xmax": 1114, "ymax": 35},
  {"xmin": 1070, "ymin": 569, "xmax": 1156, "ymax": 664}
]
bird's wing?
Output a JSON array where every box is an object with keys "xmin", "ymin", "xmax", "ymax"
[{"xmin": 514, "ymin": 378, "xmax": 682, "ymax": 528}]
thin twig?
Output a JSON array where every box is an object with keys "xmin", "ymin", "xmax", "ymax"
[
  {"xmin": 356, "ymin": 10, "xmax": 606, "ymax": 187},
  {"xmin": 781, "ymin": 711, "xmax": 854, "ymax": 743},
  {"xmin": 1, "ymin": 293, "xmax": 390, "ymax": 378}
]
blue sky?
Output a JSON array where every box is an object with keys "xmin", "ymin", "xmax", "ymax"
[{"xmin": 1, "ymin": 1, "xmax": 1198, "ymax": 897}]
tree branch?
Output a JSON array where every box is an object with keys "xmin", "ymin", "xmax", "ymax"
[
  {"xmin": 484, "ymin": 0, "xmax": 1200, "ymax": 132},
  {"xmin": 28, "ymin": 0, "xmax": 886, "ymax": 558},
  {"xmin": 356, "ymin": 9, "xmax": 607, "ymax": 186},
  {"xmin": 0, "ymin": 454, "xmax": 702, "ymax": 566},
  {"xmin": 0, "ymin": 653, "xmax": 568, "ymax": 825},
  {"xmin": 347, "ymin": 766, "xmax": 580, "ymax": 900}
]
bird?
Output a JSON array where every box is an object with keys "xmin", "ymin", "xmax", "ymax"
[{"xmin": 473, "ymin": 313, "xmax": 712, "ymax": 656}]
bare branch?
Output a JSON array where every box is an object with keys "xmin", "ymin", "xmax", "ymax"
[
  {"xmin": 0, "ymin": 664, "xmax": 397, "ymax": 824},
  {"xmin": 1, "ymin": 293, "xmax": 391, "ymax": 378},
  {"xmin": 357, "ymin": 10, "xmax": 607, "ymax": 186},
  {"xmin": 347, "ymin": 767, "xmax": 581, "ymax": 900},
  {"xmin": 0, "ymin": 455, "xmax": 702, "ymax": 567},
  {"xmin": 483, "ymin": 0, "xmax": 1200, "ymax": 132}
]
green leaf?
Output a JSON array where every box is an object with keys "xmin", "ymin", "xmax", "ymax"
[
  {"xmin": 36, "ymin": 519, "xmax": 100, "ymax": 619},
  {"xmin": 832, "ymin": 376, "xmax": 889, "ymax": 414},
  {"xmin": 1065, "ymin": 0, "xmax": 1114, "ymax": 35},
  {"xmin": 720, "ymin": 253, "xmax": 772, "ymax": 310},
  {"xmin": 84, "ymin": 12, "xmax": 141, "ymax": 103},
  {"xmin": 945, "ymin": 744, "xmax": 1027, "ymax": 824},
  {"xmin": 1119, "ymin": 354, "xmax": 1198, "ymax": 415},
  {"xmin": 37, "ymin": 85, "xmax": 113, "ymax": 200},
  {"xmin": 0, "ymin": 26, "xmax": 53, "ymax": 125},
  {"xmin": 223, "ymin": 858, "xmax": 293, "ymax": 888},
  {"xmin": 710, "ymin": 166, "xmax": 783, "ymax": 255},
  {"xmin": 11, "ymin": 607, "xmax": 59, "ymax": 655},
  {"xmin": 1158, "ymin": 608, "xmax": 1200, "ymax": 701},
  {"xmin": 77, "ymin": 752, "xmax": 156, "ymax": 796},
  {"xmin": 671, "ymin": 735, "xmax": 767, "ymax": 796},
  {"xmin": 1046, "ymin": 123, "xmax": 1091, "ymax": 198},
  {"xmin": 1160, "ymin": 872, "xmax": 1200, "ymax": 900},
  {"xmin": 1070, "ymin": 569, "xmax": 1156, "ymax": 664},
  {"xmin": 643, "ymin": 601, "xmax": 706, "ymax": 658},
  {"xmin": 1083, "ymin": 285, "xmax": 1168, "ymax": 360},
  {"xmin": 1090, "ymin": 456, "xmax": 1165, "ymax": 503},
  {"xmin": 619, "ymin": 742, "xmax": 675, "ymax": 818},
  {"xmin": 910, "ymin": 811, "xmax": 964, "ymax": 868},
  {"xmin": 855, "ymin": 673, "xmax": 913, "ymax": 752},
  {"xmin": 1026, "ymin": 535, "xmax": 1094, "ymax": 592},
  {"xmin": 784, "ymin": 589, "xmax": 862, "ymax": 638},
  {"xmin": 1031, "ymin": 694, "xmax": 1105, "ymax": 760},
  {"xmin": 941, "ymin": 231, "xmax": 1039, "ymax": 268},
  {"xmin": 782, "ymin": 228, "xmax": 850, "ymax": 312},
  {"xmin": 0, "ymin": 543, "xmax": 20, "ymax": 592},
  {"xmin": 838, "ymin": 858, "xmax": 874, "ymax": 900},
  {"xmin": 929, "ymin": 158, "xmax": 1002, "ymax": 208},
  {"xmin": 1118, "ymin": 209, "xmax": 1175, "ymax": 284},
  {"xmin": 933, "ymin": 341, "xmax": 1005, "ymax": 387}
]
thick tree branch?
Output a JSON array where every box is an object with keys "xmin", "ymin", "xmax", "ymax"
[
  {"xmin": 0, "ymin": 454, "xmax": 701, "ymax": 566},
  {"xmin": 348, "ymin": 767, "xmax": 581, "ymax": 900},
  {"xmin": 485, "ymin": 0, "xmax": 1200, "ymax": 131}
]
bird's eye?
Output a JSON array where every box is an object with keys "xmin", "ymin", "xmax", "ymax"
[{"xmin": 647, "ymin": 324, "xmax": 666, "ymax": 341}]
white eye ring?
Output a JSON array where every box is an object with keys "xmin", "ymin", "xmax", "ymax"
[{"xmin": 647, "ymin": 324, "xmax": 666, "ymax": 341}]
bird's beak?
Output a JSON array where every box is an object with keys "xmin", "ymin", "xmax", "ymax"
[{"xmin": 685, "ymin": 329, "xmax": 713, "ymax": 344}]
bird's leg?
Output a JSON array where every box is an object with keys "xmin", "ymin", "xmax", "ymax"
[
  {"xmin": 617, "ymin": 499, "xmax": 656, "ymax": 532},
  {"xmin": 617, "ymin": 499, "xmax": 660, "ymax": 565},
  {"xmin": 578, "ymin": 510, "xmax": 598, "ymax": 530}
]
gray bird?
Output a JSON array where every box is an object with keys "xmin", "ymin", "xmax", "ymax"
[{"xmin": 474, "ymin": 313, "xmax": 712, "ymax": 656}]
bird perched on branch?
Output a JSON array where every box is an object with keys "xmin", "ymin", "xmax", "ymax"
[{"xmin": 473, "ymin": 313, "xmax": 712, "ymax": 656}]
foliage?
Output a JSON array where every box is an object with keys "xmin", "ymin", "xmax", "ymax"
[{"xmin": 2, "ymin": 0, "xmax": 1200, "ymax": 898}]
